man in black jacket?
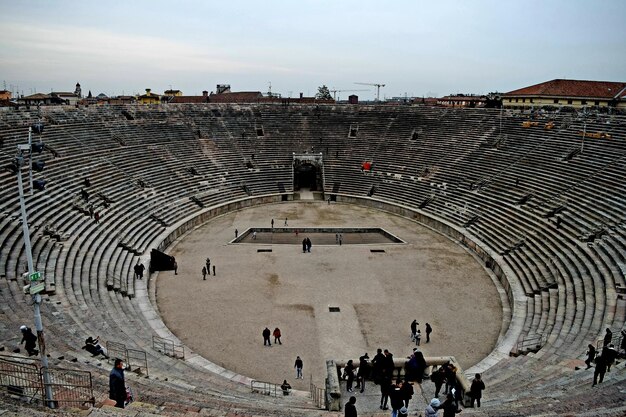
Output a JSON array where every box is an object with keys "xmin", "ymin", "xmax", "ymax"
[
  {"xmin": 109, "ymin": 359, "xmax": 126, "ymax": 408},
  {"xmin": 344, "ymin": 396, "xmax": 357, "ymax": 417}
]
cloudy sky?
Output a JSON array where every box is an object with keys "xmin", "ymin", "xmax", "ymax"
[{"xmin": 1, "ymin": 0, "xmax": 625, "ymax": 100}]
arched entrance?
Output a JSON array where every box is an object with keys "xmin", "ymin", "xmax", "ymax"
[{"xmin": 294, "ymin": 163, "xmax": 317, "ymax": 190}]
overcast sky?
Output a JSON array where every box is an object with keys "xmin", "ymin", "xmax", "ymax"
[{"xmin": 1, "ymin": 0, "xmax": 625, "ymax": 100}]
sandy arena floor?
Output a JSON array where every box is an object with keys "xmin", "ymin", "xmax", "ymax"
[{"xmin": 156, "ymin": 202, "xmax": 503, "ymax": 391}]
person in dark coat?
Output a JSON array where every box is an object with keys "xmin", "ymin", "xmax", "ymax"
[
  {"xmin": 425, "ymin": 323, "xmax": 433, "ymax": 342},
  {"xmin": 345, "ymin": 360, "xmax": 356, "ymax": 392},
  {"xmin": 410, "ymin": 320, "xmax": 418, "ymax": 341},
  {"xmin": 603, "ymin": 328, "xmax": 613, "ymax": 347},
  {"xmin": 302, "ymin": 238, "xmax": 307, "ymax": 253},
  {"xmin": 109, "ymin": 358, "xmax": 126, "ymax": 408},
  {"xmin": 389, "ymin": 381, "xmax": 405, "ymax": 416},
  {"xmin": 83, "ymin": 336, "xmax": 108, "ymax": 358},
  {"xmin": 356, "ymin": 353, "xmax": 369, "ymax": 393},
  {"xmin": 441, "ymin": 393, "xmax": 461, "ymax": 417},
  {"xmin": 344, "ymin": 395, "xmax": 357, "ymax": 417},
  {"xmin": 431, "ymin": 366, "xmax": 446, "ymax": 397},
  {"xmin": 379, "ymin": 374, "xmax": 391, "ymax": 410},
  {"xmin": 585, "ymin": 344, "xmax": 596, "ymax": 369},
  {"xmin": 262, "ymin": 327, "xmax": 271, "ymax": 346},
  {"xmin": 470, "ymin": 373, "xmax": 485, "ymax": 407},
  {"xmin": 400, "ymin": 379, "xmax": 414, "ymax": 408},
  {"xmin": 371, "ymin": 348, "xmax": 385, "ymax": 384},
  {"xmin": 20, "ymin": 325, "xmax": 38, "ymax": 356},
  {"xmin": 384, "ymin": 350, "xmax": 395, "ymax": 380},
  {"xmin": 602, "ymin": 344, "xmax": 618, "ymax": 372},
  {"xmin": 593, "ymin": 354, "xmax": 607, "ymax": 386}
]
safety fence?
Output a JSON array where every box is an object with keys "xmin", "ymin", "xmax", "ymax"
[
  {"xmin": 0, "ymin": 355, "xmax": 94, "ymax": 408},
  {"xmin": 310, "ymin": 376, "xmax": 327, "ymax": 409},
  {"xmin": 106, "ymin": 341, "xmax": 149, "ymax": 376},
  {"xmin": 250, "ymin": 379, "xmax": 278, "ymax": 397},
  {"xmin": 513, "ymin": 334, "xmax": 547, "ymax": 356},
  {"xmin": 152, "ymin": 335, "xmax": 185, "ymax": 359}
]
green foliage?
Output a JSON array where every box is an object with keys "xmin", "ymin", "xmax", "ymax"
[{"xmin": 315, "ymin": 85, "xmax": 332, "ymax": 100}]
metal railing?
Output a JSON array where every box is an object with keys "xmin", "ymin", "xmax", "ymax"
[
  {"xmin": 0, "ymin": 355, "xmax": 94, "ymax": 408},
  {"xmin": 515, "ymin": 334, "xmax": 547, "ymax": 355},
  {"xmin": 310, "ymin": 376, "xmax": 326, "ymax": 409},
  {"xmin": 153, "ymin": 336, "xmax": 185, "ymax": 359},
  {"xmin": 250, "ymin": 380, "xmax": 278, "ymax": 397},
  {"xmin": 106, "ymin": 341, "xmax": 149, "ymax": 376}
]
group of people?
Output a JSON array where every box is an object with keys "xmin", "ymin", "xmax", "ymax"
[
  {"xmin": 586, "ymin": 328, "xmax": 625, "ymax": 386},
  {"xmin": 302, "ymin": 237, "xmax": 312, "ymax": 253},
  {"xmin": 262, "ymin": 327, "xmax": 283, "ymax": 346},
  {"xmin": 410, "ymin": 320, "xmax": 433, "ymax": 346},
  {"xmin": 202, "ymin": 257, "xmax": 216, "ymax": 279},
  {"xmin": 133, "ymin": 262, "xmax": 145, "ymax": 280}
]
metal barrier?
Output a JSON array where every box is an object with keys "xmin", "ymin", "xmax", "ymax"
[
  {"xmin": 310, "ymin": 376, "xmax": 327, "ymax": 409},
  {"xmin": 106, "ymin": 341, "xmax": 129, "ymax": 364},
  {"xmin": 106, "ymin": 342, "xmax": 148, "ymax": 376},
  {"xmin": 45, "ymin": 367, "xmax": 95, "ymax": 407},
  {"xmin": 0, "ymin": 355, "xmax": 94, "ymax": 409},
  {"xmin": 127, "ymin": 349, "xmax": 149, "ymax": 376},
  {"xmin": 250, "ymin": 380, "xmax": 278, "ymax": 397},
  {"xmin": 153, "ymin": 335, "xmax": 185, "ymax": 359},
  {"xmin": 514, "ymin": 334, "xmax": 546, "ymax": 355},
  {"xmin": 0, "ymin": 355, "xmax": 42, "ymax": 403}
]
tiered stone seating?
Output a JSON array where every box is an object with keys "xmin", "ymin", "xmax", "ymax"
[{"xmin": 0, "ymin": 104, "xmax": 624, "ymax": 416}]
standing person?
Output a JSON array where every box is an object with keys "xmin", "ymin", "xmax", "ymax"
[
  {"xmin": 294, "ymin": 356, "xmax": 303, "ymax": 379},
  {"xmin": 389, "ymin": 381, "xmax": 404, "ymax": 417},
  {"xmin": 425, "ymin": 323, "xmax": 432, "ymax": 343},
  {"xmin": 593, "ymin": 354, "xmax": 607, "ymax": 386},
  {"xmin": 441, "ymin": 393, "xmax": 461, "ymax": 416},
  {"xmin": 339, "ymin": 234, "xmax": 343, "ymax": 246},
  {"xmin": 415, "ymin": 330, "xmax": 422, "ymax": 346},
  {"xmin": 356, "ymin": 353, "xmax": 370, "ymax": 393},
  {"xmin": 202, "ymin": 266, "xmax": 207, "ymax": 280},
  {"xmin": 400, "ymin": 379, "xmax": 414, "ymax": 409},
  {"xmin": 344, "ymin": 396, "xmax": 357, "ymax": 417},
  {"xmin": 384, "ymin": 350, "xmax": 395, "ymax": 381},
  {"xmin": 603, "ymin": 344, "xmax": 618, "ymax": 372},
  {"xmin": 431, "ymin": 366, "xmax": 446, "ymax": 397},
  {"xmin": 371, "ymin": 348, "xmax": 385, "ymax": 384},
  {"xmin": 284, "ymin": 218, "xmax": 288, "ymax": 226},
  {"xmin": 94, "ymin": 211, "xmax": 100, "ymax": 223},
  {"xmin": 19, "ymin": 325, "xmax": 38, "ymax": 356},
  {"xmin": 302, "ymin": 238, "xmax": 307, "ymax": 253},
  {"xmin": 410, "ymin": 320, "xmax": 418, "ymax": 342},
  {"xmin": 109, "ymin": 358, "xmax": 126, "ymax": 408},
  {"xmin": 379, "ymin": 374, "xmax": 391, "ymax": 410},
  {"xmin": 336, "ymin": 233, "xmax": 339, "ymax": 244},
  {"xmin": 273, "ymin": 327, "xmax": 282, "ymax": 345},
  {"xmin": 620, "ymin": 330, "xmax": 626, "ymax": 356},
  {"xmin": 271, "ymin": 219, "xmax": 274, "ymax": 229},
  {"xmin": 470, "ymin": 373, "xmax": 485, "ymax": 408},
  {"xmin": 444, "ymin": 363, "xmax": 456, "ymax": 395},
  {"xmin": 173, "ymin": 260, "xmax": 178, "ymax": 275},
  {"xmin": 212, "ymin": 265, "xmax": 215, "ymax": 276},
  {"xmin": 603, "ymin": 328, "xmax": 613, "ymax": 347},
  {"xmin": 206, "ymin": 258, "xmax": 211, "ymax": 272},
  {"xmin": 345, "ymin": 359, "xmax": 356, "ymax": 392},
  {"xmin": 262, "ymin": 327, "xmax": 271, "ymax": 346},
  {"xmin": 306, "ymin": 237, "xmax": 312, "ymax": 253},
  {"xmin": 253, "ymin": 231, "xmax": 257, "ymax": 240},
  {"xmin": 585, "ymin": 344, "xmax": 596, "ymax": 369},
  {"xmin": 235, "ymin": 228, "xmax": 238, "ymax": 238},
  {"xmin": 134, "ymin": 262, "xmax": 145, "ymax": 280}
]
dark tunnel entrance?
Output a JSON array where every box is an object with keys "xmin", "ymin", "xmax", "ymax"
[{"xmin": 294, "ymin": 162, "xmax": 318, "ymax": 191}]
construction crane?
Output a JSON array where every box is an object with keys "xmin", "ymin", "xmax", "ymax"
[
  {"xmin": 329, "ymin": 89, "xmax": 369, "ymax": 100},
  {"xmin": 355, "ymin": 82, "xmax": 386, "ymax": 101}
]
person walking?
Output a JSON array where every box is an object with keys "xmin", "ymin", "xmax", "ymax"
[
  {"xmin": 356, "ymin": 353, "xmax": 369, "ymax": 393},
  {"xmin": 284, "ymin": 218, "xmax": 288, "ymax": 226},
  {"xmin": 273, "ymin": 327, "xmax": 282, "ymax": 345},
  {"xmin": 410, "ymin": 320, "xmax": 418, "ymax": 342},
  {"xmin": 202, "ymin": 266, "xmax": 207, "ymax": 280},
  {"xmin": 345, "ymin": 359, "xmax": 356, "ymax": 392},
  {"xmin": 271, "ymin": 219, "xmax": 274, "ymax": 229},
  {"xmin": 603, "ymin": 328, "xmax": 613, "ymax": 347},
  {"xmin": 235, "ymin": 228, "xmax": 238, "ymax": 238},
  {"xmin": 19, "ymin": 325, "xmax": 38, "ymax": 356},
  {"xmin": 109, "ymin": 358, "xmax": 126, "ymax": 408},
  {"xmin": 585, "ymin": 344, "xmax": 596, "ymax": 369},
  {"xmin": 379, "ymin": 374, "xmax": 391, "ymax": 410},
  {"xmin": 173, "ymin": 260, "xmax": 178, "ymax": 275},
  {"xmin": 593, "ymin": 354, "xmax": 607, "ymax": 386},
  {"xmin": 212, "ymin": 265, "xmax": 215, "ymax": 276},
  {"xmin": 425, "ymin": 323, "xmax": 432, "ymax": 343},
  {"xmin": 431, "ymin": 366, "xmax": 446, "ymax": 397},
  {"xmin": 294, "ymin": 356, "xmax": 303, "ymax": 379},
  {"xmin": 344, "ymin": 396, "xmax": 357, "ymax": 417},
  {"xmin": 263, "ymin": 327, "xmax": 271, "ymax": 346},
  {"xmin": 470, "ymin": 373, "xmax": 485, "ymax": 407}
]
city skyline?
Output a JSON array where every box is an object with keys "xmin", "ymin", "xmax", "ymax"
[{"xmin": 1, "ymin": 0, "xmax": 625, "ymax": 100}]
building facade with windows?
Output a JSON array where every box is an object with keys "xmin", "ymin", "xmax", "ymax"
[{"xmin": 503, "ymin": 79, "xmax": 626, "ymax": 109}]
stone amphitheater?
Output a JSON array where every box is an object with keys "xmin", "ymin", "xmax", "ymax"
[{"xmin": 0, "ymin": 104, "xmax": 625, "ymax": 416}]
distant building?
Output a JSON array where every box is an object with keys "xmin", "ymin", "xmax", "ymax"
[
  {"xmin": 18, "ymin": 93, "xmax": 65, "ymax": 106},
  {"xmin": 107, "ymin": 95, "xmax": 136, "ymax": 105},
  {"xmin": 169, "ymin": 91, "xmax": 210, "ymax": 104},
  {"xmin": 0, "ymin": 90, "xmax": 11, "ymax": 101},
  {"xmin": 437, "ymin": 94, "xmax": 486, "ymax": 108},
  {"xmin": 209, "ymin": 84, "xmax": 263, "ymax": 103},
  {"xmin": 503, "ymin": 79, "xmax": 626, "ymax": 109},
  {"xmin": 137, "ymin": 88, "xmax": 160, "ymax": 105},
  {"xmin": 348, "ymin": 95, "xmax": 358, "ymax": 104},
  {"xmin": 163, "ymin": 89, "xmax": 183, "ymax": 97}
]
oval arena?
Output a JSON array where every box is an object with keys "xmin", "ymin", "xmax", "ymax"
[{"xmin": 0, "ymin": 104, "xmax": 625, "ymax": 416}]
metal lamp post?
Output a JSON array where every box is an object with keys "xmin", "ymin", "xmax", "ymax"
[{"xmin": 14, "ymin": 132, "xmax": 55, "ymax": 408}]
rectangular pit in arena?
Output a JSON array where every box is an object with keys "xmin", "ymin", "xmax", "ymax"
[{"xmin": 232, "ymin": 227, "xmax": 404, "ymax": 245}]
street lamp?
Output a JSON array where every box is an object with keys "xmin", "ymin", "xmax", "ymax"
[{"xmin": 13, "ymin": 124, "xmax": 54, "ymax": 408}]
